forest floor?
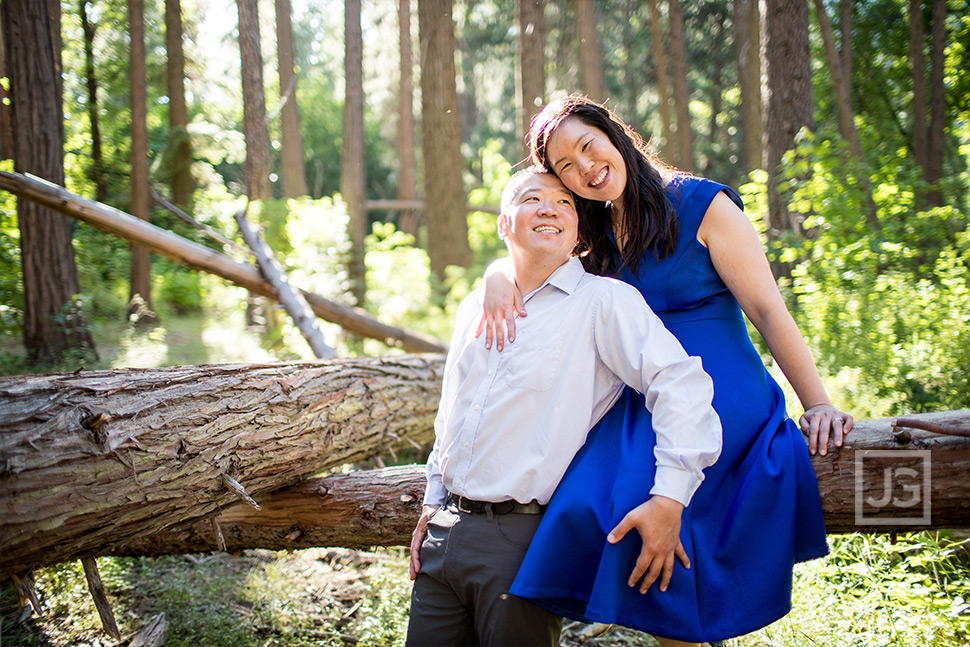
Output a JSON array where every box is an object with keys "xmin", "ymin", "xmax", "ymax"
[{"xmin": 1, "ymin": 305, "xmax": 968, "ymax": 647}]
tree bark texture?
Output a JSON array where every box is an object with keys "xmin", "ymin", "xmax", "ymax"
[
  {"xmin": 102, "ymin": 410, "xmax": 970, "ymax": 559},
  {"xmin": 0, "ymin": 355, "xmax": 444, "ymax": 578},
  {"xmin": 113, "ymin": 465, "xmax": 428, "ymax": 556},
  {"xmin": 1, "ymin": 0, "xmax": 95, "ymax": 365},
  {"xmin": 909, "ymin": 0, "xmax": 928, "ymax": 174},
  {"xmin": 761, "ymin": 0, "xmax": 813, "ymax": 276},
  {"xmin": 236, "ymin": 0, "xmax": 272, "ymax": 200},
  {"xmin": 812, "ymin": 0, "xmax": 878, "ymax": 227},
  {"xmin": 733, "ymin": 0, "xmax": 762, "ymax": 172},
  {"xmin": 342, "ymin": 0, "xmax": 368, "ymax": 308},
  {"xmin": 418, "ymin": 0, "xmax": 472, "ymax": 280},
  {"xmin": 925, "ymin": 0, "xmax": 946, "ymax": 206},
  {"xmin": 667, "ymin": 0, "xmax": 694, "ymax": 173},
  {"xmin": 839, "ymin": 0, "xmax": 852, "ymax": 90},
  {"xmin": 575, "ymin": 0, "xmax": 606, "ymax": 105},
  {"xmin": 165, "ymin": 0, "xmax": 194, "ymax": 209},
  {"xmin": 0, "ymin": 21, "xmax": 11, "ymax": 161},
  {"xmin": 517, "ymin": 0, "xmax": 546, "ymax": 160},
  {"xmin": 0, "ymin": 170, "xmax": 446, "ymax": 353},
  {"xmin": 647, "ymin": 0, "xmax": 675, "ymax": 164},
  {"xmin": 275, "ymin": 0, "xmax": 308, "ymax": 199},
  {"xmin": 79, "ymin": 0, "xmax": 108, "ymax": 203},
  {"xmin": 129, "ymin": 0, "xmax": 153, "ymax": 309},
  {"xmin": 397, "ymin": 0, "xmax": 420, "ymax": 238}
]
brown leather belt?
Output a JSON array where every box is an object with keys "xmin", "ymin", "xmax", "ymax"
[{"xmin": 448, "ymin": 493, "xmax": 546, "ymax": 515}]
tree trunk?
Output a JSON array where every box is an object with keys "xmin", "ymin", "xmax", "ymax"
[
  {"xmin": 908, "ymin": 0, "xmax": 928, "ymax": 175},
  {"xmin": 0, "ymin": 20, "xmax": 11, "ymax": 161},
  {"xmin": 0, "ymin": 170, "xmax": 447, "ymax": 353},
  {"xmin": 165, "ymin": 0, "xmax": 194, "ymax": 209},
  {"xmin": 418, "ymin": 0, "xmax": 471, "ymax": 280},
  {"xmin": 733, "ymin": 0, "xmax": 762, "ymax": 173},
  {"xmin": 812, "ymin": 0, "xmax": 878, "ymax": 227},
  {"xmin": 396, "ymin": 0, "xmax": 420, "ymax": 239},
  {"xmin": 1, "ymin": 0, "xmax": 95, "ymax": 365},
  {"xmin": 575, "ymin": 0, "xmax": 606, "ymax": 104},
  {"xmin": 925, "ymin": 0, "xmax": 946, "ymax": 206},
  {"xmin": 761, "ymin": 0, "xmax": 813, "ymax": 278},
  {"xmin": 647, "ymin": 0, "xmax": 675, "ymax": 163},
  {"xmin": 0, "ymin": 355, "xmax": 444, "ymax": 578},
  {"xmin": 342, "ymin": 0, "xmax": 367, "ymax": 309},
  {"xmin": 667, "ymin": 0, "xmax": 694, "ymax": 172},
  {"xmin": 839, "ymin": 0, "xmax": 852, "ymax": 89},
  {"xmin": 518, "ymin": 0, "xmax": 546, "ymax": 160},
  {"xmin": 79, "ymin": 0, "xmax": 108, "ymax": 204},
  {"xmin": 128, "ymin": 0, "xmax": 153, "ymax": 312},
  {"xmin": 114, "ymin": 465, "xmax": 429, "ymax": 556},
  {"xmin": 236, "ymin": 0, "xmax": 273, "ymax": 200},
  {"xmin": 101, "ymin": 409, "xmax": 970, "ymax": 558},
  {"xmin": 276, "ymin": 0, "xmax": 308, "ymax": 199}
]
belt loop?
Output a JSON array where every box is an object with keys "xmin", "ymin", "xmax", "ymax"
[{"xmin": 485, "ymin": 503, "xmax": 494, "ymax": 521}]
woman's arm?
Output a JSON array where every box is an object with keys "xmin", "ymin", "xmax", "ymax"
[
  {"xmin": 697, "ymin": 191, "xmax": 854, "ymax": 454},
  {"xmin": 476, "ymin": 257, "xmax": 526, "ymax": 351}
]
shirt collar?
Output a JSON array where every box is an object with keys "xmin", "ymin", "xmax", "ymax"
[{"xmin": 522, "ymin": 256, "xmax": 587, "ymax": 302}]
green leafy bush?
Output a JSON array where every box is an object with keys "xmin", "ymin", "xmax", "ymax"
[{"xmin": 742, "ymin": 133, "xmax": 970, "ymax": 417}]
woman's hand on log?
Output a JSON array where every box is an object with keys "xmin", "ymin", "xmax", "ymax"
[
  {"xmin": 408, "ymin": 505, "xmax": 438, "ymax": 580},
  {"xmin": 800, "ymin": 404, "xmax": 853, "ymax": 456}
]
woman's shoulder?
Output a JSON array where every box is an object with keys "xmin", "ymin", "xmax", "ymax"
[{"xmin": 665, "ymin": 174, "xmax": 742, "ymax": 211}]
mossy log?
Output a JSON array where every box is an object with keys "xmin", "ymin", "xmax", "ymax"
[
  {"xmin": 107, "ymin": 411, "xmax": 970, "ymax": 558},
  {"xmin": 0, "ymin": 355, "xmax": 444, "ymax": 578}
]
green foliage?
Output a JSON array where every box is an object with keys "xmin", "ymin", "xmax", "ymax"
[
  {"xmin": 155, "ymin": 265, "xmax": 205, "ymax": 315},
  {"xmin": 0, "ymin": 160, "xmax": 22, "ymax": 340},
  {"xmin": 753, "ymin": 533, "xmax": 970, "ymax": 646},
  {"xmin": 748, "ymin": 132, "xmax": 970, "ymax": 417}
]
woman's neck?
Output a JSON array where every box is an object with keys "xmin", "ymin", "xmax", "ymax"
[{"xmin": 609, "ymin": 202, "xmax": 627, "ymax": 253}]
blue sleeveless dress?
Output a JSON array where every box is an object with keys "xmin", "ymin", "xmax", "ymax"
[{"xmin": 509, "ymin": 176, "xmax": 828, "ymax": 643}]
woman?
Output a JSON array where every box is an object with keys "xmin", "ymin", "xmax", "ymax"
[{"xmin": 479, "ymin": 95, "xmax": 853, "ymax": 646}]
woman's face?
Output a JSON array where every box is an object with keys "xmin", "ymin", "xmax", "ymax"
[{"xmin": 545, "ymin": 116, "xmax": 627, "ymax": 206}]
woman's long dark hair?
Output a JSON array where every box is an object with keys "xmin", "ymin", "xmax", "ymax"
[{"xmin": 529, "ymin": 95, "xmax": 679, "ymax": 277}]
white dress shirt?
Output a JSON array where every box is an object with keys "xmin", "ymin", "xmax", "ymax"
[{"xmin": 424, "ymin": 256, "xmax": 722, "ymax": 509}]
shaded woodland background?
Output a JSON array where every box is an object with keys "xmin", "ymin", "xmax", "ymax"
[
  {"xmin": 0, "ymin": 0, "xmax": 967, "ymax": 420},
  {"xmin": 1, "ymin": 2, "xmax": 969, "ymax": 645}
]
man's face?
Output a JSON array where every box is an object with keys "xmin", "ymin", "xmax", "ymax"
[{"xmin": 498, "ymin": 173, "xmax": 579, "ymax": 263}]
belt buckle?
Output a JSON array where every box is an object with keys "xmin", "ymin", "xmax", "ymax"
[{"xmin": 455, "ymin": 495, "xmax": 474, "ymax": 514}]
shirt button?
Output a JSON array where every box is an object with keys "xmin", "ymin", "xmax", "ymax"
[
  {"xmin": 463, "ymin": 441, "xmax": 470, "ymax": 448},
  {"xmin": 488, "ymin": 369, "xmax": 494, "ymax": 375},
  {"xmin": 455, "ymin": 477, "xmax": 462, "ymax": 485},
  {"xmin": 474, "ymin": 404, "xmax": 480, "ymax": 411}
]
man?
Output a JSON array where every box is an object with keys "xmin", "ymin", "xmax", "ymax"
[{"xmin": 406, "ymin": 166, "xmax": 722, "ymax": 646}]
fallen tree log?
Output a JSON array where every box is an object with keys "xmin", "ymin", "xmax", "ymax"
[
  {"xmin": 103, "ymin": 410, "xmax": 970, "ymax": 559},
  {"xmin": 0, "ymin": 355, "xmax": 444, "ymax": 578},
  {"xmin": 0, "ymin": 170, "xmax": 445, "ymax": 354}
]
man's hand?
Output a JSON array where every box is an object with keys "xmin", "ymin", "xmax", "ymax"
[
  {"xmin": 408, "ymin": 505, "xmax": 438, "ymax": 581},
  {"xmin": 608, "ymin": 495, "xmax": 688, "ymax": 594}
]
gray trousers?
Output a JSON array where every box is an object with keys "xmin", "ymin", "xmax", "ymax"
[{"xmin": 406, "ymin": 502, "xmax": 563, "ymax": 647}]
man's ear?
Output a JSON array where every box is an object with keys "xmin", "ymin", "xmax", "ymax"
[{"xmin": 497, "ymin": 213, "xmax": 510, "ymax": 240}]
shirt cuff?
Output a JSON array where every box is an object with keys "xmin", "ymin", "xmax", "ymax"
[
  {"xmin": 649, "ymin": 465, "xmax": 703, "ymax": 507},
  {"xmin": 423, "ymin": 479, "xmax": 449, "ymax": 508}
]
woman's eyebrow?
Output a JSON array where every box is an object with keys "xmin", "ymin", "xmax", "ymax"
[{"xmin": 550, "ymin": 133, "xmax": 587, "ymax": 170}]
